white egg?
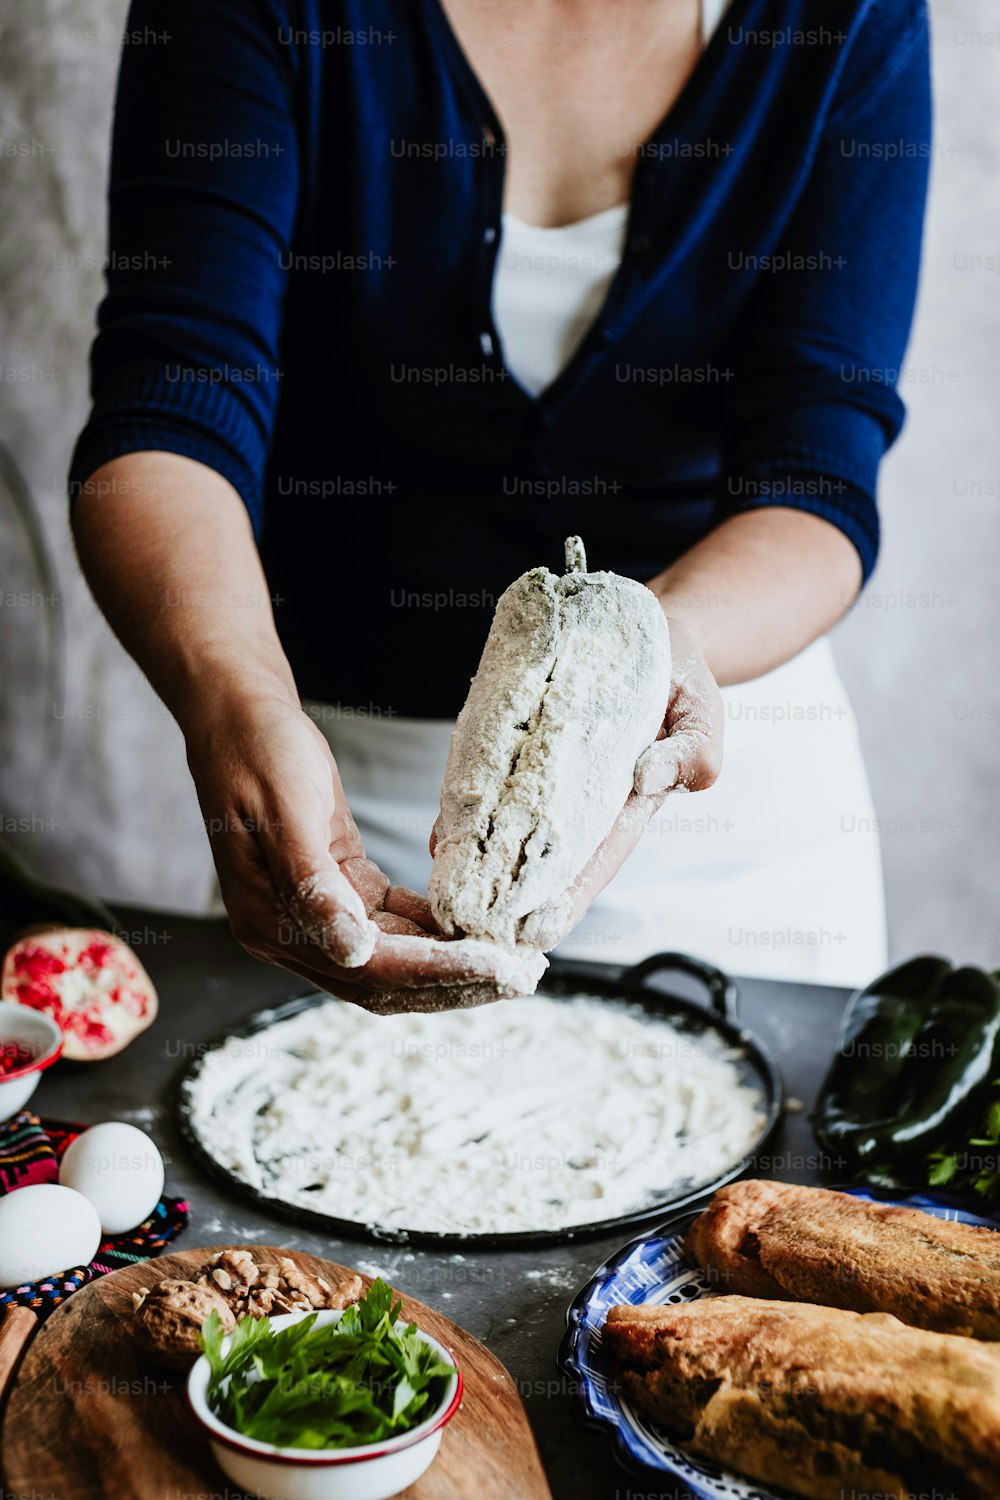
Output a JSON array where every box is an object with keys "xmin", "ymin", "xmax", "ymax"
[
  {"xmin": 59, "ymin": 1121, "xmax": 165, "ymax": 1235},
  {"xmin": 0, "ymin": 1184, "xmax": 102, "ymax": 1288}
]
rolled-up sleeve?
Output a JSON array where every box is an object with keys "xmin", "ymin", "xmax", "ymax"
[
  {"xmin": 68, "ymin": 0, "xmax": 299, "ymax": 533},
  {"xmin": 718, "ymin": 0, "xmax": 931, "ymax": 581}
]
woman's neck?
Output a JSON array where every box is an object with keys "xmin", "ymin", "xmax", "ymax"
[{"xmin": 435, "ymin": 0, "xmax": 704, "ymax": 226}]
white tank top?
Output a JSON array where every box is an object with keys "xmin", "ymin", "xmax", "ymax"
[{"xmin": 494, "ymin": 0, "xmax": 732, "ymax": 397}]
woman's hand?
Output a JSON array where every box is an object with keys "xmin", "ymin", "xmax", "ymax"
[
  {"xmin": 185, "ymin": 689, "xmax": 543, "ymax": 1012},
  {"xmin": 72, "ymin": 457, "xmax": 541, "ymax": 1013},
  {"xmin": 519, "ymin": 617, "xmax": 724, "ymax": 948}
]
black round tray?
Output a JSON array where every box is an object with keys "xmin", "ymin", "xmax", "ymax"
[{"xmin": 177, "ymin": 951, "xmax": 783, "ymax": 1248}]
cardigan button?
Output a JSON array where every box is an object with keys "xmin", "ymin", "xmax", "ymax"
[
  {"xmin": 483, "ymin": 225, "xmax": 497, "ymax": 245},
  {"xmin": 479, "ymin": 331, "xmax": 494, "ymax": 357},
  {"xmin": 629, "ymin": 233, "xmax": 652, "ymax": 255}
]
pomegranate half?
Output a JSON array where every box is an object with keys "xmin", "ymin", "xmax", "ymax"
[{"xmin": 2, "ymin": 926, "xmax": 158, "ymax": 1061}]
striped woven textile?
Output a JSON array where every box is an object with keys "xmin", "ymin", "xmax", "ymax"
[{"xmin": 0, "ymin": 1110, "xmax": 189, "ymax": 1318}]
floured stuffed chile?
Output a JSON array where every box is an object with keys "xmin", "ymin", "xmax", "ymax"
[{"xmin": 429, "ymin": 537, "xmax": 671, "ymax": 949}]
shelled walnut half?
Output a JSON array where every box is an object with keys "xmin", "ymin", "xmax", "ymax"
[{"xmin": 131, "ymin": 1249, "xmax": 364, "ymax": 1370}]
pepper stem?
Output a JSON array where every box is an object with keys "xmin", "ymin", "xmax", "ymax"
[{"xmin": 564, "ymin": 536, "xmax": 587, "ymax": 574}]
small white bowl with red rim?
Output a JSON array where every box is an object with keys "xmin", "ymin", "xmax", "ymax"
[
  {"xmin": 187, "ymin": 1307, "xmax": 463, "ymax": 1500},
  {"xmin": 0, "ymin": 1001, "xmax": 63, "ymax": 1121}
]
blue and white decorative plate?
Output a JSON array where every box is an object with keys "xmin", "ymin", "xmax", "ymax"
[{"xmin": 558, "ymin": 1186, "xmax": 1000, "ymax": 1500}]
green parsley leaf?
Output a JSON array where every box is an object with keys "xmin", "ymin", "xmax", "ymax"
[{"xmin": 200, "ymin": 1278, "xmax": 455, "ymax": 1450}]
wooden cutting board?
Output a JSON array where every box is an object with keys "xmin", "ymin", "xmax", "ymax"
[{"xmin": 2, "ymin": 1245, "xmax": 552, "ymax": 1500}]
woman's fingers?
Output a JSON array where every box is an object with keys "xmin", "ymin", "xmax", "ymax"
[
  {"xmin": 316, "ymin": 737, "xmax": 369, "ymax": 863},
  {"xmin": 341, "ymin": 856, "xmax": 391, "ymax": 917},
  {"xmin": 372, "ymin": 909, "xmax": 432, "ymax": 936},
  {"xmin": 225, "ymin": 824, "xmax": 376, "ymax": 971},
  {"xmin": 360, "ymin": 931, "xmax": 539, "ymax": 990},
  {"xmin": 215, "ymin": 856, "xmax": 362, "ymax": 986},
  {"xmin": 634, "ymin": 724, "xmax": 721, "ymax": 796},
  {"xmin": 200, "ymin": 701, "xmax": 552, "ymax": 1004},
  {"xmin": 634, "ymin": 617, "xmax": 724, "ymax": 798},
  {"xmin": 384, "ymin": 885, "xmax": 442, "ymax": 933},
  {"xmin": 255, "ymin": 756, "xmax": 377, "ymax": 969},
  {"xmin": 274, "ymin": 929, "xmax": 544, "ymax": 1014},
  {"xmin": 222, "ymin": 849, "xmax": 542, "ymax": 1003},
  {"xmin": 282, "ymin": 863, "xmax": 376, "ymax": 969}
]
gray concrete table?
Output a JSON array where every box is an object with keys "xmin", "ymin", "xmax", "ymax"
[{"xmin": 35, "ymin": 910, "xmax": 850, "ymax": 1500}]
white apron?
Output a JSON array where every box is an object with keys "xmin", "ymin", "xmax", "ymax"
[{"xmin": 302, "ymin": 637, "xmax": 886, "ymax": 988}]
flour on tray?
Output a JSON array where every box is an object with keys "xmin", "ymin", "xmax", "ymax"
[{"xmin": 182, "ymin": 995, "xmax": 766, "ymax": 1236}]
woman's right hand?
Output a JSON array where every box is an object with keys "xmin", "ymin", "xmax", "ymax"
[
  {"xmin": 71, "ymin": 455, "xmax": 534, "ymax": 1010},
  {"xmin": 184, "ymin": 687, "xmax": 543, "ymax": 1012}
]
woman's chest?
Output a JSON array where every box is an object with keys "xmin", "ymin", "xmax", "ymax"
[{"xmin": 435, "ymin": 0, "xmax": 704, "ymax": 224}]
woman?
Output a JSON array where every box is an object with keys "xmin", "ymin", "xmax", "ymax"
[{"xmin": 69, "ymin": 0, "xmax": 930, "ymax": 1004}]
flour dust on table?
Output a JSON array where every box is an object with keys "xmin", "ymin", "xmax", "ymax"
[{"xmin": 182, "ymin": 995, "xmax": 766, "ymax": 1236}]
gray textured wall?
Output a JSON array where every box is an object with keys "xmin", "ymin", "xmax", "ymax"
[
  {"xmin": 831, "ymin": 0, "xmax": 1000, "ymax": 967},
  {"xmin": 1, "ymin": 0, "xmax": 998, "ymax": 966}
]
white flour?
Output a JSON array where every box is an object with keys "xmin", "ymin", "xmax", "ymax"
[{"xmin": 183, "ymin": 995, "xmax": 766, "ymax": 1236}]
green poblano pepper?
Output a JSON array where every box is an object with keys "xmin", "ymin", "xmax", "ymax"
[{"xmin": 815, "ymin": 957, "xmax": 1000, "ymax": 1170}]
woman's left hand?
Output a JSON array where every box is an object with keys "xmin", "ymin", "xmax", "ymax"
[{"xmin": 519, "ymin": 617, "xmax": 724, "ymax": 948}]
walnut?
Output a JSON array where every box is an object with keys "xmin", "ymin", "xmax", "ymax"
[
  {"xmin": 194, "ymin": 1248, "xmax": 259, "ymax": 1297},
  {"xmin": 323, "ymin": 1273, "xmax": 365, "ymax": 1310},
  {"xmin": 274, "ymin": 1259, "xmax": 364, "ymax": 1310},
  {"xmin": 243, "ymin": 1285, "xmax": 301, "ymax": 1317},
  {"xmin": 274, "ymin": 1257, "xmax": 325, "ymax": 1307},
  {"xmin": 233, "ymin": 1260, "xmax": 363, "ymax": 1317},
  {"xmin": 131, "ymin": 1278, "xmax": 236, "ymax": 1371},
  {"xmin": 130, "ymin": 1250, "xmax": 365, "ymax": 1367}
]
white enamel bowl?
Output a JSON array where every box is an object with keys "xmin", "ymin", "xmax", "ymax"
[
  {"xmin": 0, "ymin": 1001, "xmax": 63, "ymax": 1121},
  {"xmin": 187, "ymin": 1308, "xmax": 463, "ymax": 1500}
]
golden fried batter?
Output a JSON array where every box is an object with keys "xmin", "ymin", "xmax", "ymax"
[
  {"xmin": 604, "ymin": 1296, "xmax": 1000, "ymax": 1500},
  {"xmin": 684, "ymin": 1179, "xmax": 1000, "ymax": 1338}
]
